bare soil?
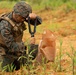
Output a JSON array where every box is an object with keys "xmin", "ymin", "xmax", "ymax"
[{"xmin": 0, "ymin": 7, "xmax": 76, "ymax": 75}]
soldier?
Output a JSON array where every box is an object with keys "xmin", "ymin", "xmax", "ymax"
[{"xmin": 0, "ymin": 1, "xmax": 42, "ymax": 71}]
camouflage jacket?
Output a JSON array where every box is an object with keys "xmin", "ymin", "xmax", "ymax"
[{"xmin": 0, "ymin": 12, "xmax": 42, "ymax": 53}]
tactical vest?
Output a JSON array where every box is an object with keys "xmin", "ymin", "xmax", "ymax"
[{"xmin": 0, "ymin": 13, "xmax": 26, "ymax": 45}]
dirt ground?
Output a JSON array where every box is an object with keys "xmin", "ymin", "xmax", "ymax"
[
  {"xmin": 23, "ymin": 8, "xmax": 76, "ymax": 75},
  {"xmin": 0, "ymin": 7, "xmax": 76, "ymax": 75}
]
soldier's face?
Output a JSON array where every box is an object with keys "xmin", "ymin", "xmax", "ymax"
[{"xmin": 13, "ymin": 13, "xmax": 25, "ymax": 23}]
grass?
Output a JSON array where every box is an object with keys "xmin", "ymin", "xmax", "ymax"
[
  {"xmin": 0, "ymin": 1, "xmax": 16, "ymax": 9},
  {"xmin": 47, "ymin": 23, "xmax": 63, "ymax": 31},
  {"xmin": 58, "ymin": 39, "xmax": 63, "ymax": 72},
  {"xmin": 30, "ymin": 0, "xmax": 76, "ymax": 11},
  {"xmin": 1, "ymin": 34, "xmax": 76, "ymax": 75},
  {"xmin": 36, "ymin": 22, "xmax": 63, "ymax": 34},
  {"xmin": 66, "ymin": 43, "xmax": 76, "ymax": 75},
  {"xmin": 0, "ymin": 0, "xmax": 76, "ymax": 10},
  {"xmin": 0, "ymin": 33, "xmax": 76, "ymax": 75},
  {"xmin": 0, "ymin": 0, "xmax": 76, "ymax": 75}
]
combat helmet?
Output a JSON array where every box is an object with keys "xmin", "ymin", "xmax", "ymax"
[{"xmin": 13, "ymin": 1, "xmax": 32, "ymax": 18}]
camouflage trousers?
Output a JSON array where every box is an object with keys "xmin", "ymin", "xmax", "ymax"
[
  {"xmin": 0, "ymin": 44, "xmax": 38, "ymax": 72},
  {"xmin": 0, "ymin": 47, "xmax": 21, "ymax": 72}
]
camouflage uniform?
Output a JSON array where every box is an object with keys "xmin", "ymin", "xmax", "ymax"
[{"xmin": 0, "ymin": 1, "xmax": 42, "ymax": 71}]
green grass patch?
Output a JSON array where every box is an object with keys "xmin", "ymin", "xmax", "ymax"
[
  {"xmin": 36, "ymin": 22, "xmax": 63, "ymax": 33},
  {"xmin": 0, "ymin": 0, "xmax": 76, "ymax": 11},
  {"xmin": 47, "ymin": 23, "xmax": 63, "ymax": 31},
  {"xmin": 0, "ymin": 1, "xmax": 16, "ymax": 9}
]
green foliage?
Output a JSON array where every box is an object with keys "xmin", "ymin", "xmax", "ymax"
[
  {"xmin": 48, "ymin": 23, "xmax": 62, "ymax": 32},
  {"xmin": 66, "ymin": 43, "xmax": 76, "ymax": 75},
  {"xmin": 0, "ymin": 1, "xmax": 16, "ymax": 9},
  {"xmin": 0, "ymin": 0, "xmax": 76, "ymax": 11},
  {"xmin": 0, "ymin": 0, "xmax": 21, "ymax": 1},
  {"xmin": 2, "ymin": 63, "xmax": 16, "ymax": 72},
  {"xmin": 55, "ymin": 39, "xmax": 63, "ymax": 72},
  {"xmin": 28, "ymin": 0, "xmax": 41, "ymax": 5}
]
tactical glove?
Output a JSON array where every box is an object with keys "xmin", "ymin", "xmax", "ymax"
[{"xmin": 28, "ymin": 44, "xmax": 38, "ymax": 60}]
